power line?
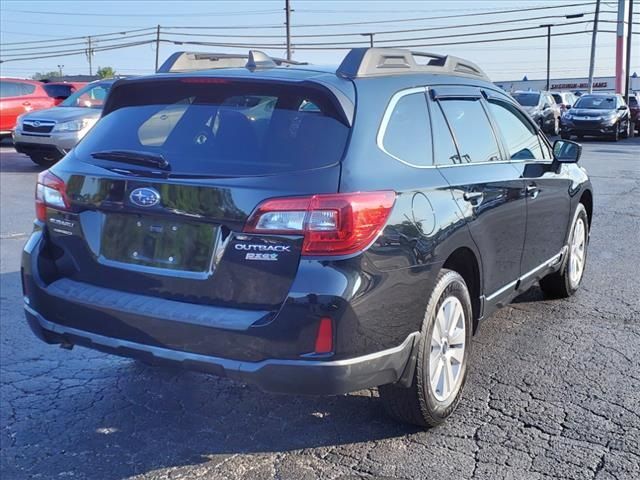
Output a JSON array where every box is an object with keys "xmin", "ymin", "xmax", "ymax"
[
  {"xmin": 1, "ymin": 9, "xmax": 283, "ymax": 17},
  {"xmin": 0, "ymin": 31, "xmax": 156, "ymax": 53},
  {"xmin": 0, "ymin": 27, "xmax": 156, "ymax": 46}
]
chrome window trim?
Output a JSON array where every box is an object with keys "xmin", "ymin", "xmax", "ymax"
[{"xmin": 376, "ymin": 86, "xmax": 434, "ymax": 169}]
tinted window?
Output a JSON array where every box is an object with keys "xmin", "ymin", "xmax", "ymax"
[
  {"xmin": 382, "ymin": 92, "xmax": 432, "ymax": 166},
  {"xmin": 20, "ymin": 83, "xmax": 36, "ymax": 95},
  {"xmin": 629, "ymin": 96, "xmax": 638, "ymax": 107},
  {"xmin": 574, "ymin": 95, "xmax": 616, "ymax": 110},
  {"xmin": 430, "ymin": 101, "xmax": 460, "ymax": 165},
  {"xmin": 75, "ymin": 80, "xmax": 350, "ymax": 176},
  {"xmin": 512, "ymin": 92, "xmax": 540, "ymax": 107},
  {"xmin": 552, "ymin": 93, "xmax": 562, "ymax": 104},
  {"xmin": 60, "ymin": 82, "xmax": 111, "ymax": 108},
  {"xmin": 439, "ymin": 99, "xmax": 501, "ymax": 164},
  {"xmin": 0, "ymin": 81, "xmax": 23, "ymax": 98},
  {"xmin": 44, "ymin": 84, "xmax": 74, "ymax": 99},
  {"xmin": 488, "ymin": 100, "xmax": 544, "ymax": 160}
]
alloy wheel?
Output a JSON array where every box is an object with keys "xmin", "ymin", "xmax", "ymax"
[
  {"xmin": 429, "ymin": 296, "xmax": 466, "ymax": 402},
  {"xmin": 569, "ymin": 218, "xmax": 586, "ymax": 288}
]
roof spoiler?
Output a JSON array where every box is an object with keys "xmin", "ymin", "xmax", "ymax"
[
  {"xmin": 157, "ymin": 51, "xmax": 307, "ymax": 73},
  {"xmin": 336, "ymin": 48, "xmax": 490, "ymax": 81}
]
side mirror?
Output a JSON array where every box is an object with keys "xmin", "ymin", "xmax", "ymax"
[
  {"xmin": 618, "ymin": 105, "xmax": 628, "ymax": 111},
  {"xmin": 553, "ymin": 139, "xmax": 582, "ymax": 163}
]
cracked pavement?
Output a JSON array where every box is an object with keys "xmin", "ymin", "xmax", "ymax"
[{"xmin": 1, "ymin": 137, "xmax": 639, "ymax": 479}]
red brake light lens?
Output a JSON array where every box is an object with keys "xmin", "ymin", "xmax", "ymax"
[
  {"xmin": 35, "ymin": 170, "xmax": 70, "ymax": 221},
  {"xmin": 244, "ymin": 191, "xmax": 396, "ymax": 256}
]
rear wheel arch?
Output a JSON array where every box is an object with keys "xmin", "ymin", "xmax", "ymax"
[
  {"xmin": 442, "ymin": 247, "xmax": 481, "ymax": 331},
  {"xmin": 579, "ymin": 189, "xmax": 593, "ymax": 229}
]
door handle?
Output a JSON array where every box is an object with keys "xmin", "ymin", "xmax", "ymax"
[
  {"xmin": 526, "ymin": 184, "xmax": 539, "ymax": 198},
  {"xmin": 22, "ymin": 101, "xmax": 31, "ymax": 106},
  {"xmin": 463, "ymin": 191, "xmax": 484, "ymax": 203}
]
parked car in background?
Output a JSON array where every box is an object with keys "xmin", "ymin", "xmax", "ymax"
[
  {"xmin": 512, "ymin": 90, "xmax": 561, "ymax": 135},
  {"xmin": 551, "ymin": 91, "xmax": 577, "ymax": 113},
  {"xmin": 13, "ymin": 79, "xmax": 115, "ymax": 166},
  {"xmin": 628, "ymin": 93, "xmax": 639, "ymax": 133},
  {"xmin": 41, "ymin": 82, "xmax": 86, "ymax": 106},
  {"xmin": 561, "ymin": 93, "xmax": 632, "ymax": 141},
  {"xmin": 0, "ymin": 78, "xmax": 77, "ymax": 138},
  {"xmin": 22, "ymin": 48, "xmax": 593, "ymax": 427}
]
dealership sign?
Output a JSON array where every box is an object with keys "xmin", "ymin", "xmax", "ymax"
[{"xmin": 551, "ymin": 81, "xmax": 608, "ymax": 89}]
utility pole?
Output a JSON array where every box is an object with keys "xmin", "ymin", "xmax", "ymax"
[
  {"xmin": 361, "ymin": 33, "xmax": 375, "ymax": 47},
  {"xmin": 624, "ymin": 0, "xmax": 634, "ymax": 103},
  {"xmin": 86, "ymin": 36, "xmax": 93, "ymax": 76},
  {"xmin": 588, "ymin": 0, "xmax": 601, "ymax": 93},
  {"xmin": 540, "ymin": 24, "xmax": 553, "ymax": 91},
  {"xmin": 614, "ymin": 0, "xmax": 630, "ymax": 93},
  {"xmin": 285, "ymin": 0, "xmax": 292, "ymax": 60},
  {"xmin": 155, "ymin": 25, "xmax": 161, "ymax": 72}
]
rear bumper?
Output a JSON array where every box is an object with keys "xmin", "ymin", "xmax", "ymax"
[{"xmin": 24, "ymin": 304, "xmax": 419, "ymax": 395}]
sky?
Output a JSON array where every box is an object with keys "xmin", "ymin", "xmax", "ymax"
[{"xmin": 0, "ymin": 0, "xmax": 638, "ymax": 82}]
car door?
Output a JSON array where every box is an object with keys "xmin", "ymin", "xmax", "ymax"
[
  {"xmin": 429, "ymin": 87, "xmax": 527, "ymax": 299},
  {"xmin": 0, "ymin": 81, "xmax": 26, "ymax": 131},
  {"xmin": 483, "ymin": 90, "xmax": 572, "ymax": 274}
]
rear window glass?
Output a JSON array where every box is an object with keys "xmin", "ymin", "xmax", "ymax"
[
  {"xmin": 512, "ymin": 92, "xmax": 540, "ymax": 107},
  {"xmin": 381, "ymin": 92, "xmax": 432, "ymax": 166},
  {"xmin": 629, "ymin": 97, "xmax": 638, "ymax": 107},
  {"xmin": 76, "ymin": 80, "xmax": 350, "ymax": 176},
  {"xmin": 44, "ymin": 84, "xmax": 74, "ymax": 99}
]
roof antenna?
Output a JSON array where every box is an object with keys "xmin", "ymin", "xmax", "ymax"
[{"xmin": 246, "ymin": 50, "xmax": 277, "ymax": 71}]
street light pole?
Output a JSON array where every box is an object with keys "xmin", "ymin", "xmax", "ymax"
[
  {"xmin": 540, "ymin": 24, "xmax": 553, "ymax": 91},
  {"xmin": 624, "ymin": 0, "xmax": 634, "ymax": 104},
  {"xmin": 57, "ymin": 64, "xmax": 64, "ymax": 77}
]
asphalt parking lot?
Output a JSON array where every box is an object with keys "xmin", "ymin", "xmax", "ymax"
[{"xmin": 1, "ymin": 137, "xmax": 639, "ymax": 480}]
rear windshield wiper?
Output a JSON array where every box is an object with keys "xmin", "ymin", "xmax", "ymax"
[{"xmin": 90, "ymin": 150, "xmax": 170, "ymax": 170}]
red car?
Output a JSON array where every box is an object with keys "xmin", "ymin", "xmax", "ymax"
[
  {"xmin": 0, "ymin": 79, "xmax": 85, "ymax": 138},
  {"xmin": 628, "ymin": 94, "xmax": 640, "ymax": 133}
]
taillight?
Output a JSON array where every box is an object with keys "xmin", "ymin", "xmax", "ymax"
[
  {"xmin": 35, "ymin": 170, "xmax": 70, "ymax": 221},
  {"xmin": 244, "ymin": 191, "xmax": 396, "ymax": 256}
]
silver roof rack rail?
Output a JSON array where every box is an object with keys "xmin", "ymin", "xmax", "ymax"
[
  {"xmin": 158, "ymin": 51, "xmax": 307, "ymax": 73},
  {"xmin": 336, "ymin": 48, "xmax": 490, "ymax": 81}
]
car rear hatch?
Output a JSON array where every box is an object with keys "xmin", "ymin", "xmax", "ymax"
[{"xmin": 38, "ymin": 75, "xmax": 353, "ymax": 312}]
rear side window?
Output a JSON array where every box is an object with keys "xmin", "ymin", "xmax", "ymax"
[
  {"xmin": 380, "ymin": 92, "xmax": 432, "ymax": 166},
  {"xmin": 0, "ymin": 81, "xmax": 22, "ymax": 98},
  {"xmin": 75, "ymin": 80, "xmax": 350, "ymax": 176},
  {"xmin": 430, "ymin": 101, "xmax": 460, "ymax": 165},
  {"xmin": 487, "ymin": 100, "xmax": 544, "ymax": 160},
  {"xmin": 20, "ymin": 83, "xmax": 36, "ymax": 95},
  {"xmin": 439, "ymin": 99, "xmax": 501, "ymax": 164},
  {"xmin": 44, "ymin": 84, "xmax": 74, "ymax": 99}
]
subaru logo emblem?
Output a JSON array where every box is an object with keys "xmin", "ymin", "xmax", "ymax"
[
  {"xmin": 129, "ymin": 187, "xmax": 161, "ymax": 208},
  {"xmin": 33, "ymin": 121, "xmax": 41, "ymax": 127}
]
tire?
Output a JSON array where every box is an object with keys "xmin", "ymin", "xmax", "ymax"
[
  {"xmin": 577, "ymin": 134, "xmax": 584, "ymax": 140},
  {"xmin": 540, "ymin": 203, "xmax": 589, "ymax": 298},
  {"xmin": 621, "ymin": 120, "xmax": 630, "ymax": 139},
  {"xmin": 29, "ymin": 154, "xmax": 56, "ymax": 167},
  {"xmin": 379, "ymin": 269, "xmax": 473, "ymax": 427},
  {"xmin": 561, "ymin": 132, "xmax": 571, "ymax": 140},
  {"xmin": 610, "ymin": 124, "xmax": 620, "ymax": 142}
]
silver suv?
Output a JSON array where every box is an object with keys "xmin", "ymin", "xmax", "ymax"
[{"xmin": 13, "ymin": 79, "xmax": 115, "ymax": 166}]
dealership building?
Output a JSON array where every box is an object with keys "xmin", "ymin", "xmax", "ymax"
[{"xmin": 494, "ymin": 74, "xmax": 640, "ymax": 94}]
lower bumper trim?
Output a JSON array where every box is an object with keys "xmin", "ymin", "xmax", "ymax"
[{"xmin": 24, "ymin": 304, "xmax": 420, "ymax": 395}]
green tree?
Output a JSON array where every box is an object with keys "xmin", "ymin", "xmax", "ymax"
[
  {"xmin": 32, "ymin": 71, "xmax": 60, "ymax": 80},
  {"xmin": 96, "ymin": 66, "xmax": 116, "ymax": 79}
]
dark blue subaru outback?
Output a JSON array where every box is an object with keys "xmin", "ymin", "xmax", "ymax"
[{"xmin": 22, "ymin": 49, "xmax": 592, "ymax": 426}]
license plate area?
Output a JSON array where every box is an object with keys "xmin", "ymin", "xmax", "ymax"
[{"xmin": 101, "ymin": 214, "xmax": 216, "ymax": 273}]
